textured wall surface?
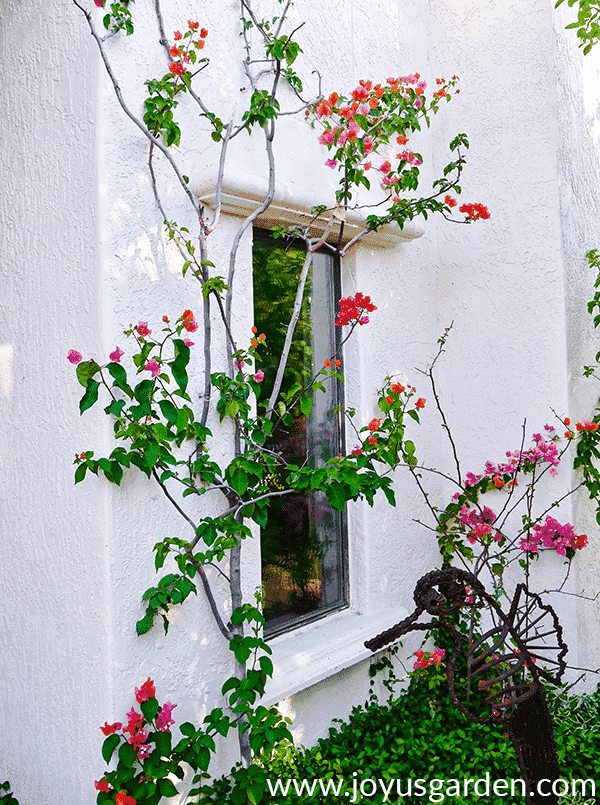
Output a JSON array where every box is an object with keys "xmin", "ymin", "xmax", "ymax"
[{"xmin": 2, "ymin": 0, "xmax": 600, "ymax": 802}]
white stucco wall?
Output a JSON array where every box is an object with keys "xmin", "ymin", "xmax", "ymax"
[{"xmin": 2, "ymin": 0, "xmax": 600, "ymax": 802}]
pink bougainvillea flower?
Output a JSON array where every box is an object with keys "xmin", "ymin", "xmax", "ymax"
[
  {"xmin": 156, "ymin": 701, "xmax": 177, "ymax": 732},
  {"xmin": 109, "ymin": 347, "xmax": 124, "ymax": 363},
  {"xmin": 136, "ymin": 322, "xmax": 152, "ymax": 337},
  {"xmin": 351, "ymin": 446, "xmax": 363, "ymax": 456},
  {"xmin": 183, "ymin": 339, "xmax": 194, "ymax": 347},
  {"xmin": 137, "ymin": 744, "xmax": 151, "ymax": 760},
  {"xmin": 144, "ymin": 358, "xmax": 161, "ymax": 378},
  {"xmin": 128, "ymin": 728, "xmax": 149, "ymax": 749},
  {"xmin": 253, "ymin": 370, "xmax": 265, "ymax": 383},
  {"xmin": 135, "ymin": 678, "xmax": 156, "ymax": 703},
  {"xmin": 67, "ymin": 350, "xmax": 82, "ymax": 365},
  {"xmin": 94, "ymin": 0, "xmax": 104, "ymax": 6},
  {"xmin": 325, "ymin": 158, "xmax": 338, "ymax": 169},
  {"xmin": 124, "ymin": 708, "xmax": 144, "ymax": 736},
  {"xmin": 174, "ymin": 30, "xmax": 183, "ymax": 40},
  {"xmin": 95, "ymin": 777, "xmax": 110, "ymax": 792}
]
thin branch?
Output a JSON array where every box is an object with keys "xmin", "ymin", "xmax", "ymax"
[
  {"xmin": 151, "ymin": 469, "xmax": 232, "ymax": 640},
  {"xmin": 73, "ymin": 0, "xmax": 200, "ymax": 215}
]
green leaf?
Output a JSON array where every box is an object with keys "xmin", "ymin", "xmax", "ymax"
[
  {"xmin": 158, "ymin": 779, "xmax": 179, "ymax": 798},
  {"xmin": 300, "ymin": 394, "xmax": 313, "ymax": 417},
  {"xmin": 74, "ymin": 463, "xmax": 87, "ymax": 484},
  {"xmin": 141, "ymin": 697, "xmax": 159, "ymax": 721},
  {"xmin": 76, "ymin": 359, "xmax": 100, "ymax": 388},
  {"xmin": 107, "ymin": 361, "xmax": 128, "ymax": 389},
  {"xmin": 102, "ymin": 733, "xmax": 120, "ymax": 764},
  {"xmin": 118, "ymin": 740, "xmax": 137, "ymax": 766},
  {"xmin": 136, "ymin": 611, "xmax": 155, "ymax": 636},
  {"xmin": 159, "ymin": 399, "xmax": 178, "ymax": 424},
  {"xmin": 79, "ymin": 378, "xmax": 100, "ymax": 414}
]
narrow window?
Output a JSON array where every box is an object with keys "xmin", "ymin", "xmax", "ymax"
[{"xmin": 253, "ymin": 230, "xmax": 348, "ymax": 635}]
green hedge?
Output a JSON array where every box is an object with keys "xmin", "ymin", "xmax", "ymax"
[{"xmin": 259, "ymin": 675, "xmax": 600, "ymax": 805}]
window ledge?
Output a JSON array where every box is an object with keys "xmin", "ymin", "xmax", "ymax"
[
  {"xmin": 197, "ymin": 179, "xmax": 425, "ymax": 247},
  {"xmin": 262, "ymin": 604, "xmax": 408, "ymax": 706}
]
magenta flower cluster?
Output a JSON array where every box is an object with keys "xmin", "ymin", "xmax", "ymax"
[
  {"xmin": 463, "ymin": 430, "xmax": 561, "ymax": 488},
  {"xmin": 519, "ymin": 516, "xmax": 588, "ymax": 556},
  {"xmin": 459, "ymin": 505, "xmax": 501, "ymax": 544}
]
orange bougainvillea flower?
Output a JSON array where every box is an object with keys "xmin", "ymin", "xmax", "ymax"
[
  {"xmin": 415, "ymin": 398, "xmax": 426, "ymax": 409},
  {"xmin": 334, "ymin": 359, "xmax": 341, "ymax": 367},
  {"xmin": 251, "ymin": 325, "xmax": 257, "ymax": 333},
  {"xmin": 251, "ymin": 339, "xmax": 258, "ymax": 348},
  {"xmin": 368, "ymin": 418, "xmax": 381, "ymax": 432},
  {"xmin": 258, "ymin": 333, "xmax": 265, "ymax": 341},
  {"xmin": 390, "ymin": 383, "xmax": 405, "ymax": 394},
  {"xmin": 324, "ymin": 358, "xmax": 332, "ymax": 368}
]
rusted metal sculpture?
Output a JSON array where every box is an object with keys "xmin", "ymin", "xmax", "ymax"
[{"xmin": 365, "ymin": 566, "xmax": 568, "ymax": 805}]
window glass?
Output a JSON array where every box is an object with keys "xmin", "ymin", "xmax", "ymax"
[{"xmin": 253, "ymin": 231, "xmax": 347, "ymax": 634}]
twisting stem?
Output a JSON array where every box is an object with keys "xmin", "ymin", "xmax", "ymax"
[{"xmin": 151, "ymin": 470, "xmax": 232, "ymax": 641}]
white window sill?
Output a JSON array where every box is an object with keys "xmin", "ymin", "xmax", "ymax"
[
  {"xmin": 197, "ymin": 179, "xmax": 425, "ymax": 247},
  {"xmin": 262, "ymin": 604, "xmax": 409, "ymax": 706}
]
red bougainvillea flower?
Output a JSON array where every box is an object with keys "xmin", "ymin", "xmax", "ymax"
[
  {"xmin": 368, "ymin": 436, "xmax": 377, "ymax": 445},
  {"xmin": 444, "ymin": 195, "xmax": 457, "ymax": 208},
  {"xmin": 336, "ymin": 292, "xmax": 377, "ymax": 327},
  {"xmin": 94, "ymin": 0, "xmax": 104, "ymax": 6},
  {"xmin": 390, "ymin": 383, "xmax": 405, "ymax": 394},
  {"xmin": 415, "ymin": 398, "xmax": 426, "ymax": 409},
  {"xmin": 200, "ymin": 27, "xmax": 208, "ymax": 37},
  {"xmin": 135, "ymin": 678, "xmax": 156, "ymax": 703},
  {"xmin": 109, "ymin": 347, "xmax": 124, "ymax": 363},
  {"xmin": 144, "ymin": 358, "xmax": 161, "ymax": 378},
  {"xmin": 100, "ymin": 721, "xmax": 122, "ymax": 736},
  {"xmin": 169, "ymin": 46, "xmax": 181, "ymax": 58},
  {"xmin": 351, "ymin": 445, "xmax": 363, "ymax": 456},
  {"xmin": 188, "ymin": 20, "xmax": 199, "ymax": 30},
  {"xmin": 174, "ymin": 30, "xmax": 183, "ymax": 40},
  {"xmin": 459, "ymin": 202, "xmax": 490, "ymax": 221},
  {"xmin": 182, "ymin": 310, "xmax": 198, "ymax": 332},
  {"xmin": 67, "ymin": 350, "xmax": 82, "ymax": 365},
  {"xmin": 136, "ymin": 322, "xmax": 152, "ymax": 337},
  {"xmin": 564, "ymin": 417, "xmax": 571, "ymax": 426},
  {"xmin": 115, "ymin": 792, "xmax": 136, "ymax": 805},
  {"xmin": 368, "ymin": 418, "xmax": 381, "ymax": 432},
  {"xmin": 169, "ymin": 61, "xmax": 187, "ymax": 76},
  {"xmin": 94, "ymin": 778, "xmax": 110, "ymax": 792}
]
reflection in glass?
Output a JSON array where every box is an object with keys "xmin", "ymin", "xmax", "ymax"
[{"xmin": 253, "ymin": 232, "xmax": 347, "ymax": 634}]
